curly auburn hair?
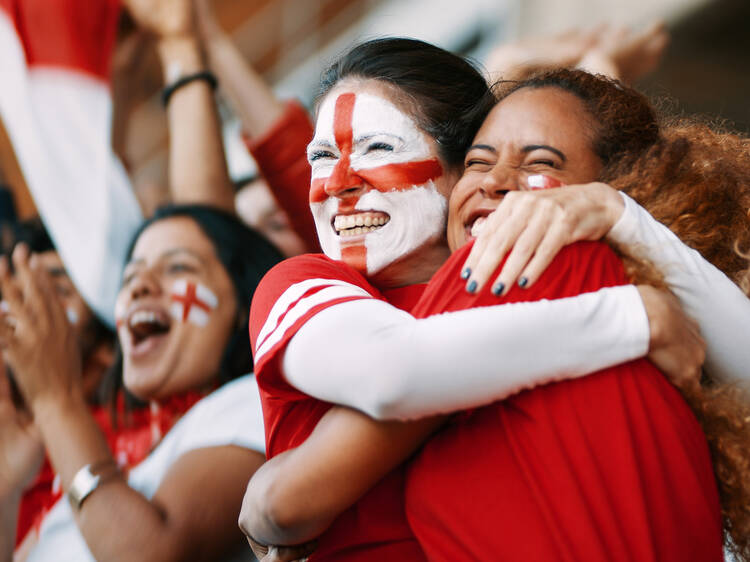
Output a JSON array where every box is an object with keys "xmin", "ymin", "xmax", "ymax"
[{"xmin": 500, "ymin": 68, "xmax": 750, "ymax": 559}]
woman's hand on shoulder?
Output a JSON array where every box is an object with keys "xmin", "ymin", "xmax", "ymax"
[
  {"xmin": 638, "ymin": 285, "xmax": 705, "ymax": 391},
  {"xmin": 462, "ymin": 182, "xmax": 624, "ymax": 295}
]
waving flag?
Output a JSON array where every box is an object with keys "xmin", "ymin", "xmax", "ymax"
[{"xmin": 0, "ymin": 0, "xmax": 143, "ymax": 326}]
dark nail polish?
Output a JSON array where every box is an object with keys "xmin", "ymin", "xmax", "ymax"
[
  {"xmin": 518, "ymin": 276, "xmax": 528, "ymax": 288},
  {"xmin": 492, "ymin": 282, "xmax": 505, "ymax": 296},
  {"xmin": 466, "ymin": 280, "xmax": 478, "ymax": 294},
  {"xmin": 460, "ymin": 267, "xmax": 471, "ymax": 280}
]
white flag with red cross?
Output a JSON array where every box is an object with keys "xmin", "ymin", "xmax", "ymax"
[{"xmin": 0, "ymin": 0, "xmax": 143, "ymax": 327}]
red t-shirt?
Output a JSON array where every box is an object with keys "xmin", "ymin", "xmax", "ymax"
[
  {"xmin": 405, "ymin": 241, "xmax": 723, "ymax": 562},
  {"xmin": 249, "ymin": 254, "xmax": 428, "ymax": 561}
]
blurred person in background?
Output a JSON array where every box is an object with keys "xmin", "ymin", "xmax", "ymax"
[{"xmin": 0, "ymin": 204, "xmax": 281, "ymax": 562}]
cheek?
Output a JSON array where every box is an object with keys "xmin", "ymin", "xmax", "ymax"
[{"xmin": 168, "ymin": 280, "xmax": 219, "ymax": 328}]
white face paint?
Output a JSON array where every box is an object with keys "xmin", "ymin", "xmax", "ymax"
[
  {"xmin": 168, "ymin": 279, "xmax": 218, "ymax": 328},
  {"xmin": 307, "ymin": 90, "xmax": 447, "ymax": 276}
]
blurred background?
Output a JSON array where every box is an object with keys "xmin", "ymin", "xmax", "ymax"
[{"xmin": 1, "ymin": 0, "xmax": 748, "ymax": 217}]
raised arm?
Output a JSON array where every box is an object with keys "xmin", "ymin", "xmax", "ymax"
[
  {"xmin": 194, "ymin": 0, "xmax": 320, "ymax": 251},
  {"xmin": 124, "ymin": 0, "xmax": 234, "ymax": 212}
]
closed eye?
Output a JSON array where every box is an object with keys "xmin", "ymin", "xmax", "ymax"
[
  {"xmin": 309, "ymin": 150, "xmax": 336, "ymax": 162},
  {"xmin": 365, "ymin": 141, "xmax": 394, "ymax": 153}
]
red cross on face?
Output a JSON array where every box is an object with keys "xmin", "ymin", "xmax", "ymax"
[
  {"xmin": 308, "ymin": 91, "xmax": 445, "ymax": 273},
  {"xmin": 309, "ymin": 92, "xmax": 443, "ymax": 204},
  {"xmin": 169, "ymin": 281, "xmax": 216, "ymax": 326}
]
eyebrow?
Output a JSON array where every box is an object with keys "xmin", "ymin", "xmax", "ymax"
[
  {"xmin": 354, "ymin": 133, "xmax": 404, "ymax": 143},
  {"xmin": 126, "ymin": 248, "xmax": 206, "ymax": 268},
  {"xmin": 46, "ymin": 266, "xmax": 68, "ymax": 278},
  {"xmin": 522, "ymin": 144, "xmax": 566, "ymax": 162},
  {"xmin": 466, "ymin": 144, "xmax": 497, "ymax": 154},
  {"xmin": 307, "ymin": 140, "xmax": 336, "ymax": 152}
]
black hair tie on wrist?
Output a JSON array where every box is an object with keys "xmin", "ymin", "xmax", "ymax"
[{"xmin": 161, "ymin": 70, "xmax": 218, "ymax": 107}]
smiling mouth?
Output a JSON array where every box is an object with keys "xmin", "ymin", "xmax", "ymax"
[
  {"xmin": 464, "ymin": 210, "xmax": 493, "ymax": 240},
  {"xmin": 333, "ymin": 211, "xmax": 390, "ymax": 237},
  {"xmin": 126, "ymin": 309, "xmax": 171, "ymax": 355}
]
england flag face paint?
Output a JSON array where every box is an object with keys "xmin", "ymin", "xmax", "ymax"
[
  {"xmin": 169, "ymin": 279, "xmax": 218, "ymax": 328},
  {"xmin": 308, "ymin": 90, "xmax": 447, "ymax": 276}
]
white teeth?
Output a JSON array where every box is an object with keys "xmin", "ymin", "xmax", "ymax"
[
  {"xmin": 129, "ymin": 310, "xmax": 167, "ymax": 328},
  {"xmin": 334, "ymin": 213, "xmax": 390, "ymax": 235},
  {"xmin": 470, "ymin": 216, "xmax": 487, "ymax": 238}
]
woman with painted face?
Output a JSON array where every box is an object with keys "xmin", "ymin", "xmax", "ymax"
[
  {"xmin": 0, "ymin": 205, "xmax": 282, "ymax": 561},
  {"xmin": 242, "ymin": 39, "xmax": 748, "ymax": 561}
]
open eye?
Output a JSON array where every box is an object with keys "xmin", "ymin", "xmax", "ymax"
[
  {"xmin": 365, "ymin": 141, "xmax": 394, "ymax": 154},
  {"xmin": 166, "ymin": 262, "xmax": 197, "ymax": 276}
]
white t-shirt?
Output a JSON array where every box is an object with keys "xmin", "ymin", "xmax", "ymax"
[{"xmin": 25, "ymin": 375, "xmax": 265, "ymax": 562}]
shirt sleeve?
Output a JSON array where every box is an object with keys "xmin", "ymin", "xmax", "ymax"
[
  {"xmin": 249, "ymin": 254, "xmax": 380, "ymax": 377},
  {"xmin": 284, "ymin": 244, "xmax": 650, "ymax": 421},
  {"xmin": 243, "ymin": 100, "xmax": 320, "ymax": 253},
  {"xmin": 607, "ymin": 192, "xmax": 750, "ymax": 386}
]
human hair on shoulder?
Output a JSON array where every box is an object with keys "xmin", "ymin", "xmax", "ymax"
[{"xmin": 317, "ymin": 37, "xmax": 496, "ymax": 169}]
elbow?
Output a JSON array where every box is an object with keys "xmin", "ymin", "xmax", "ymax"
[
  {"xmin": 238, "ymin": 471, "xmax": 320, "ymax": 545},
  {"xmin": 359, "ymin": 365, "xmax": 414, "ymax": 421}
]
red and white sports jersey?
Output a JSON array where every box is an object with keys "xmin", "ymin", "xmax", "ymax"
[
  {"xmin": 249, "ymin": 254, "xmax": 427, "ymax": 561},
  {"xmin": 404, "ymin": 241, "xmax": 723, "ymax": 562}
]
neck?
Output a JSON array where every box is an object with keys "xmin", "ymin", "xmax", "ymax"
[{"xmin": 368, "ymin": 239, "xmax": 450, "ymax": 289}]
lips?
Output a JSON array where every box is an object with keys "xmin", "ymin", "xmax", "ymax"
[
  {"xmin": 464, "ymin": 208, "xmax": 495, "ymax": 241},
  {"xmin": 121, "ymin": 305, "xmax": 172, "ymax": 359},
  {"xmin": 333, "ymin": 211, "xmax": 391, "ymax": 238}
]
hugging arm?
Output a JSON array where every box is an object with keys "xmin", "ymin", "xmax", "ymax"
[
  {"xmin": 284, "ymin": 285, "xmax": 650, "ymax": 420},
  {"xmin": 608, "ymin": 192, "xmax": 750, "ymax": 385},
  {"xmin": 240, "ymin": 407, "xmax": 443, "ymax": 546}
]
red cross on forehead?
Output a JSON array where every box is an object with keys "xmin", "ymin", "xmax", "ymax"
[
  {"xmin": 309, "ymin": 92, "xmax": 443, "ymax": 204},
  {"xmin": 170, "ymin": 282, "xmax": 211, "ymax": 322}
]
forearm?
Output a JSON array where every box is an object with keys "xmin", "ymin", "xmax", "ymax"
[
  {"xmin": 0, "ymin": 490, "xmax": 21, "ymax": 562},
  {"xmin": 158, "ymin": 36, "xmax": 234, "ymax": 212},
  {"xmin": 203, "ymin": 34, "xmax": 284, "ymax": 139},
  {"xmin": 284, "ymin": 285, "xmax": 649, "ymax": 420},
  {"xmin": 33, "ymin": 396, "xmax": 183, "ymax": 562},
  {"xmin": 607, "ymin": 192, "xmax": 750, "ymax": 385},
  {"xmin": 241, "ymin": 409, "xmax": 443, "ymax": 545}
]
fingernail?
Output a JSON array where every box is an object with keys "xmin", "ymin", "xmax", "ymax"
[
  {"xmin": 466, "ymin": 280, "xmax": 478, "ymax": 294},
  {"xmin": 460, "ymin": 267, "xmax": 471, "ymax": 280},
  {"xmin": 518, "ymin": 276, "xmax": 528, "ymax": 288},
  {"xmin": 492, "ymin": 282, "xmax": 505, "ymax": 296}
]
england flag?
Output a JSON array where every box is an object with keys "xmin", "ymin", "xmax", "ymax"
[{"xmin": 0, "ymin": 0, "xmax": 143, "ymax": 326}]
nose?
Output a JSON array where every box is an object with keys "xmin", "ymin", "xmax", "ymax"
[
  {"xmin": 324, "ymin": 155, "xmax": 365, "ymax": 198},
  {"xmin": 128, "ymin": 268, "xmax": 161, "ymax": 301},
  {"xmin": 478, "ymin": 164, "xmax": 520, "ymax": 199}
]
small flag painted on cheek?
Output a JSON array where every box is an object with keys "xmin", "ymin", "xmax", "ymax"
[
  {"xmin": 169, "ymin": 280, "xmax": 218, "ymax": 327},
  {"xmin": 526, "ymin": 174, "xmax": 564, "ymax": 190}
]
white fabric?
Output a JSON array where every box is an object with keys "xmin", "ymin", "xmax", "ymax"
[
  {"xmin": 26, "ymin": 375, "xmax": 265, "ymax": 562},
  {"xmin": 0, "ymin": 10, "xmax": 143, "ymax": 327},
  {"xmin": 608, "ymin": 193, "xmax": 750, "ymax": 387},
  {"xmin": 284, "ymin": 285, "xmax": 649, "ymax": 420}
]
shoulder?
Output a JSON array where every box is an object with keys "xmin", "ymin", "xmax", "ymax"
[{"xmin": 250, "ymin": 254, "xmax": 381, "ymax": 368}]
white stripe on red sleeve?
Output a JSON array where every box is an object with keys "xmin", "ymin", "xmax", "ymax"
[{"xmin": 254, "ymin": 280, "xmax": 372, "ymax": 363}]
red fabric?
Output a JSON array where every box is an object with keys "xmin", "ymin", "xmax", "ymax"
[
  {"xmin": 15, "ymin": 392, "xmax": 202, "ymax": 547},
  {"xmin": 249, "ymin": 254, "xmax": 427, "ymax": 561},
  {"xmin": 405, "ymin": 241, "xmax": 723, "ymax": 562},
  {"xmin": 0, "ymin": 0, "xmax": 120, "ymax": 81},
  {"xmin": 243, "ymin": 101, "xmax": 320, "ymax": 253}
]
